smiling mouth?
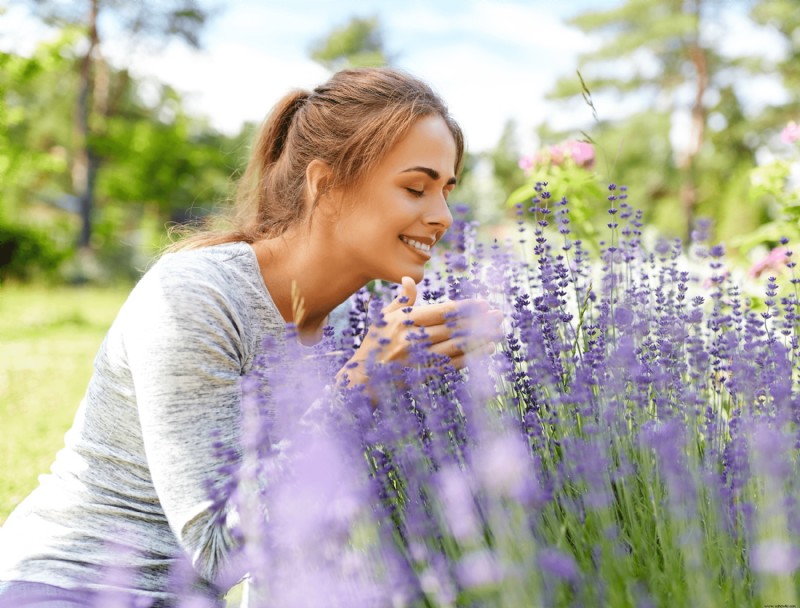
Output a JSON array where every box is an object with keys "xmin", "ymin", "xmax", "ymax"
[{"xmin": 399, "ymin": 235, "xmax": 433, "ymax": 255}]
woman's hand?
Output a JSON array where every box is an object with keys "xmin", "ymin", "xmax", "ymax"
[{"xmin": 337, "ymin": 276, "xmax": 503, "ymax": 388}]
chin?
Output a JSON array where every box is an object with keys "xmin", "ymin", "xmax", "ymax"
[
  {"xmin": 408, "ymin": 269, "xmax": 424, "ymax": 284},
  {"xmin": 383, "ymin": 267, "xmax": 425, "ymax": 285}
]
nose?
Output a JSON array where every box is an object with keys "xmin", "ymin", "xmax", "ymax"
[{"xmin": 425, "ymin": 192, "xmax": 453, "ymax": 234}]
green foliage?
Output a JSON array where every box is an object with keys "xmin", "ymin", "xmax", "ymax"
[
  {"xmin": 97, "ymin": 85, "xmax": 234, "ymax": 221},
  {"xmin": 0, "ymin": 32, "xmax": 77, "ymax": 220},
  {"xmin": 564, "ymin": 0, "xmax": 710, "ymax": 91},
  {"xmin": 19, "ymin": 0, "xmax": 215, "ymax": 251},
  {"xmin": 489, "ymin": 120, "xmax": 527, "ymax": 196},
  {"xmin": 0, "ymin": 219, "xmax": 69, "ymax": 282},
  {"xmin": 310, "ymin": 16, "xmax": 388, "ymax": 70},
  {"xmin": 733, "ymin": 142, "xmax": 800, "ymax": 251},
  {"xmin": 751, "ymin": 0, "xmax": 800, "ymax": 109},
  {"xmin": 24, "ymin": 0, "xmax": 211, "ymax": 49},
  {"xmin": 508, "ymin": 157, "xmax": 605, "ymax": 245},
  {"xmin": 0, "ymin": 30, "xmax": 247, "ymax": 282}
]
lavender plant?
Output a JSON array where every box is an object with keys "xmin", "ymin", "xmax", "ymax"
[{"xmin": 224, "ymin": 184, "xmax": 799, "ymax": 607}]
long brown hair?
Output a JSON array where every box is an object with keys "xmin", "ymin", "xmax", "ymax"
[{"xmin": 170, "ymin": 67, "xmax": 465, "ymax": 250}]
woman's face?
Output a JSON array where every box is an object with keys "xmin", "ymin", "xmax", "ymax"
[{"xmin": 330, "ymin": 115, "xmax": 458, "ymax": 284}]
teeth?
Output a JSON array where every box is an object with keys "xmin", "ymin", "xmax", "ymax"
[{"xmin": 400, "ymin": 236, "xmax": 432, "ymax": 253}]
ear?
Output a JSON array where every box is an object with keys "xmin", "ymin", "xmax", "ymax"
[{"xmin": 305, "ymin": 159, "xmax": 334, "ymax": 209}]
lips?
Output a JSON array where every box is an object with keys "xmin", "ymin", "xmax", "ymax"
[{"xmin": 399, "ymin": 235, "xmax": 433, "ymax": 254}]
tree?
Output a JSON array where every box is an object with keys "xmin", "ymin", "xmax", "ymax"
[
  {"xmin": 0, "ymin": 36, "xmax": 77, "ymax": 281},
  {"xmin": 489, "ymin": 120, "xmax": 527, "ymax": 197},
  {"xmin": 548, "ymin": 0, "xmax": 763, "ymax": 238},
  {"xmin": 98, "ymin": 83, "xmax": 236, "ymax": 224},
  {"xmin": 21, "ymin": 0, "xmax": 212, "ymax": 250},
  {"xmin": 0, "ymin": 34, "xmax": 75, "ymax": 220},
  {"xmin": 749, "ymin": 0, "xmax": 800, "ymax": 126},
  {"xmin": 310, "ymin": 16, "xmax": 389, "ymax": 71},
  {"xmin": 2, "ymin": 32, "xmax": 246, "ymax": 280}
]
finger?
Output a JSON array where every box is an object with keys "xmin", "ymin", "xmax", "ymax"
[
  {"xmin": 408, "ymin": 319, "xmax": 501, "ymax": 347},
  {"xmin": 383, "ymin": 276, "xmax": 418, "ymax": 314},
  {"xmin": 404, "ymin": 323, "xmax": 451, "ymax": 345},
  {"xmin": 429, "ymin": 334, "xmax": 496, "ymax": 359},
  {"xmin": 462, "ymin": 310, "xmax": 505, "ymax": 341},
  {"xmin": 410, "ymin": 308, "xmax": 504, "ymax": 343},
  {"xmin": 430, "ymin": 338, "xmax": 464, "ymax": 359},
  {"xmin": 409, "ymin": 299, "xmax": 492, "ymax": 328},
  {"xmin": 401, "ymin": 276, "xmax": 417, "ymax": 307},
  {"xmin": 448, "ymin": 342, "xmax": 495, "ymax": 370}
]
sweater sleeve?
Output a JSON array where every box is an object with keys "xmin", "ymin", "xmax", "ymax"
[{"xmin": 122, "ymin": 259, "xmax": 249, "ymax": 587}]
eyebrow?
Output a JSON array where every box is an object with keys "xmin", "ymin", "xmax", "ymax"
[{"xmin": 401, "ymin": 166, "xmax": 458, "ymax": 186}]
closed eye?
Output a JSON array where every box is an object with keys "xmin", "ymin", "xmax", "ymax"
[{"xmin": 406, "ymin": 188, "xmax": 424, "ymax": 198}]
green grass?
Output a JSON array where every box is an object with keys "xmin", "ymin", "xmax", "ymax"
[{"xmin": 0, "ymin": 283, "xmax": 130, "ymax": 523}]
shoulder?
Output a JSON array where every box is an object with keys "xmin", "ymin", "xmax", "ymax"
[
  {"xmin": 134, "ymin": 242, "xmax": 263, "ymax": 307},
  {"xmin": 145, "ymin": 242, "xmax": 256, "ymax": 291},
  {"xmin": 120, "ymin": 242, "xmax": 263, "ymax": 332},
  {"xmin": 115, "ymin": 241, "xmax": 285, "ymax": 352},
  {"xmin": 108, "ymin": 241, "xmax": 283, "ymax": 374}
]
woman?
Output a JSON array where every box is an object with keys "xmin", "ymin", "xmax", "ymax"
[{"xmin": 0, "ymin": 67, "xmax": 501, "ymax": 606}]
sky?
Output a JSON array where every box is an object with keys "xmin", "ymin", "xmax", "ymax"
[
  {"xmin": 0, "ymin": 0, "xmax": 790, "ymax": 154},
  {"xmin": 0, "ymin": 0, "xmax": 611, "ymax": 153},
  {"xmin": 146, "ymin": 0, "xmax": 605, "ymax": 151}
]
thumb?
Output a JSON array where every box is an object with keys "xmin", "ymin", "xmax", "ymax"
[{"xmin": 383, "ymin": 276, "xmax": 417, "ymax": 313}]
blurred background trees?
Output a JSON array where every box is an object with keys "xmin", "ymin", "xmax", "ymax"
[
  {"xmin": 310, "ymin": 15, "xmax": 389, "ymax": 71},
  {"xmin": 24, "ymin": 0, "xmax": 210, "ymax": 250},
  {"xmin": 538, "ymin": 0, "xmax": 799, "ymax": 246},
  {"xmin": 0, "ymin": 1, "xmax": 236, "ymax": 281},
  {"xmin": 0, "ymin": 28, "xmax": 241, "ymax": 281},
  {"xmin": 1, "ymin": 0, "xmax": 798, "ymax": 283}
]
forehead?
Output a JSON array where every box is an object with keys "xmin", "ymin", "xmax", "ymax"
[{"xmin": 378, "ymin": 115, "xmax": 458, "ymax": 177}]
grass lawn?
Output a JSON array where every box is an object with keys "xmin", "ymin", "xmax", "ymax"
[{"xmin": 0, "ymin": 283, "xmax": 130, "ymax": 523}]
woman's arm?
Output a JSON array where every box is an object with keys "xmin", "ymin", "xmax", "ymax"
[{"xmin": 123, "ymin": 261, "xmax": 250, "ymax": 587}]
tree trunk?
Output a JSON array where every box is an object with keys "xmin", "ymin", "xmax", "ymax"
[
  {"xmin": 73, "ymin": 0, "xmax": 100, "ymax": 250},
  {"xmin": 680, "ymin": 0, "xmax": 708, "ymax": 237}
]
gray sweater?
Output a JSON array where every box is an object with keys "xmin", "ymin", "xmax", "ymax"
[{"xmin": 0, "ymin": 242, "xmax": 287, "ymax": 602}]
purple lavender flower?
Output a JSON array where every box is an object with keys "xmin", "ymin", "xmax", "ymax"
[
  {"xmin": 455, "ymin": 549, "xmax": 503, "ymax": 589},
  {"xmin": 537, "ymin": 547, "xmax": 579, "ymax": 582},
  {"xmin": 751, "ymin": 540, "xmax": 800, "ymax": 575}
]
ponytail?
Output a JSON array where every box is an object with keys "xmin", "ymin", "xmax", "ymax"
[
  {"xmin": 232, "ymin": 90, "xmax": 311, "ymax": 237},
  {"xmin": 257, "ymin": 90, "xmax": 309, "ymax": 165}
]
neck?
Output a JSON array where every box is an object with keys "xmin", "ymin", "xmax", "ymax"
[{"xmin": 250, "ymin": 227, "xmax": 367, "ymax": 345}]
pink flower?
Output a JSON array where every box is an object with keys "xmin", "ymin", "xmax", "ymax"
[
  {"xmin": 748, "ymin": 246, "xmax": 790, "ymax": 279},
  {"xmin": 548, "ymin": 144, "xmax": 565, "ymax": 166},
  {"xmin": 780, "ymin": 121, "xmax": 800, "ymax": 144},
  {"xmin": 565, "ymin": 140, "xmax": 595, "ymax": 168},
  {"xmin": 519, "ymin": 152, "xmax": 546, "ymax": 174},
  {"xmin": 519, "ymin": 139, "xmax": 595, "ymax": 172}
]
